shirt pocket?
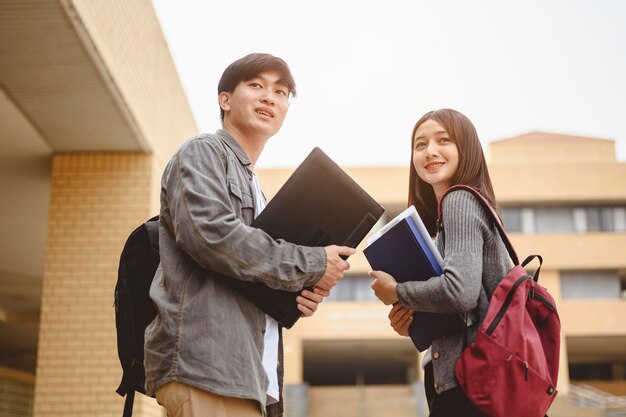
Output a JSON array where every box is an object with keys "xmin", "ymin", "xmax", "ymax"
[{"xmin": 228, "ymin": 179, "xmax": 254, "ymax": 224}]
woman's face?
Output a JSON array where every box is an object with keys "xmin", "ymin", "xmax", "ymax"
[{"xmin": 412, "ymin": 119, "xmax": 460, "ymax": 198}]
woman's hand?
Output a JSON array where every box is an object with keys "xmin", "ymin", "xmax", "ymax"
[
  {"xmin": 388, "ymin": 303, "xmax": 413, "ymax": 336},
  {"xmin": 369, "ymin": 270, "xmax": 399, "ymax": 305},
  {"xmin": 297, "ymin": 286, "xmax": 331, "ymax": 317}
]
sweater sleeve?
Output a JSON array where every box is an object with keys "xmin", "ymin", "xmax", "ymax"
[{"xmin": 395, "ymin": 190, "xmax": 489, "ymax": 314}]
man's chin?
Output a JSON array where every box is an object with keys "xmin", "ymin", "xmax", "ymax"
[{"xmin": 255, "ymin": 123, "xmax": 282, "ymax": 138}]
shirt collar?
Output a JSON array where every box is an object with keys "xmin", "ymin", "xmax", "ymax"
[{"xmin": 216, "ymin": 129, "xmax": 252, "ymax": 168}]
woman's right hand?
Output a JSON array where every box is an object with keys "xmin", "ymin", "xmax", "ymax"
[{"xmin": 388, "ymin": 303, "xmax": 413, "ymax": 336}]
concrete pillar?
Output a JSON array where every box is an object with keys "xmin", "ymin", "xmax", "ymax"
[
  {"xmin": 541, "ymin": 269, "xmax": 570, "ymax": 394},
  {"xmin": 284, "ymin": 336, "xmax": 304, "ymax": 384}
]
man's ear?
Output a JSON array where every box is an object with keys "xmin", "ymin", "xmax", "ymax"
[{"xmin": 218, "ymin": 92, "xmax": 231, "ymax": 112}]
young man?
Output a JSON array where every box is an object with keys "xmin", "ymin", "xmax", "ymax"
[{"xmin": 144, "ymin": 53, "xmax": 354, "ymax": 417}]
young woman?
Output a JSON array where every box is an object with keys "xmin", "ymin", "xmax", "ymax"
[{"xmin": 370, "ymin": 109, "xmax": 510, "ymax": 417}]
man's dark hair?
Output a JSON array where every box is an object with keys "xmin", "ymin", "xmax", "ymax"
[{"xmin": 218, "ymin": 53, "xmax": 297, "ymax": 122}]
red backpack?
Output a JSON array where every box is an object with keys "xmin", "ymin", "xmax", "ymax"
[{"xmin": 439, "ymin": 185, "xmax": 561, "ymax": 417}]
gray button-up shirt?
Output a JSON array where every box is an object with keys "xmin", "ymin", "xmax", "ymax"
[{"xmin": 144, "ymin": 130, "xmax": 327, "ymax": 414}]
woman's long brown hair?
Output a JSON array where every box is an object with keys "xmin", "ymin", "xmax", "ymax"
[{"xmin": 408, "ymin": 109, "xmax": 499, "ymax": 236}]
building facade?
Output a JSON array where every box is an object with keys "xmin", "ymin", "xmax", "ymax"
[{"xmin": 1, "ymin": 1, "xmax": 624, "ymax": 416}]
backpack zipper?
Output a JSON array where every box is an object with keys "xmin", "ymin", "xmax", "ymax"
[
  {"xmin": 486, "ymin": 276, "xmax": 558, "ymax": 335},
  {"xmin": 524, "ymin": 361, "xmax": 529, "ymax": 381},
  {"xmin": 533, "ymin": 292, "xmax": 557, "ymax": 313},
  {"xmin": 486, "ymin": 275, "xmax": 532, "ymax": 335}
]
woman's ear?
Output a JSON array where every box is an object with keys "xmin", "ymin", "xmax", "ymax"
[{"xmin": 218, "ymin": 92, "xmax": 231, "ymax": 112}]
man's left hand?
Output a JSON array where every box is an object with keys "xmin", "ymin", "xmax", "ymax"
[{"xmin": 297, "ymin": 286, "xmax": 330, "ymax": 317}]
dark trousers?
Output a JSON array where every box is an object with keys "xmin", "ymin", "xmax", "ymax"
[{"xmin": 424, "ymin": 362, "xmax": 483, "ymax": 417}]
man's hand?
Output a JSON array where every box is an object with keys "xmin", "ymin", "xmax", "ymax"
[
  {"xmin": 388, "ymin": 303, "xmax": 413, "ymax": 336},
  {"xmin": 297, "ymin": 286, "xmax": 330, "ymax": 317},
  {"xmin": 369, "ymin": 270, "xmax": 399, "ymax": 305},
  {"xmin": 316, "ymin": 245, "xmax": 355, "ymax": 291}
]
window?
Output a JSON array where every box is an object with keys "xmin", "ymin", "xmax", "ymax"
[
  {"xmin": 560, "ymin": 271, "xmax": 622, "ymax": 300},
  {"xmin": 586, "ymin": 207, "xmax": 614, "ymax": 231},
  {"xmin": 495, "ymin": 205, "xmax": 626, "ymax": 234},
  {"xmin": 586, "ymin": 207, "xmax": 626, "ymax": 232},
  {"xmin": 326, "ymin": 275, "xmax": 378, "ymax": 302},
  {"xmin": 615, "ymin": 207, "xmax": 626, "ymax": 232},
  {"xmin": 573, "ymin": 208, "xmax": 587, "ymax": 233},
  {"xmin": 521, "ymin": 208, "xmax": 535, "ymax": 233},
  {"xmin": 535, "ymin": 208, "xmax": 575, "ymax": 233},
  {"xmin": 501, "ymin": 208, "xmax": 522, "ymax": 233}
]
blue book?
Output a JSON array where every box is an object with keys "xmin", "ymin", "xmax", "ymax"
[{"xmin": 364, "ymin": 206, "xmax": 465, "ymax": 352}]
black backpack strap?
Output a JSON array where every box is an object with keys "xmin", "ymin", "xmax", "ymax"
[
  {"xmin": 437, "ymin": 185, "xmax": 520, "ymax": 266},
  {"xmin": 123, "ymin": 390, "xmax": 135, "ymax": 417}
]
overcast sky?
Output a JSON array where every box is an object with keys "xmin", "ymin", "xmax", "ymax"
[{"xmin": 152, "ymin": 0, "xmax": 626, "ymax": 168}]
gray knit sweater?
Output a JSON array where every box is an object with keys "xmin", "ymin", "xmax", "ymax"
[{"xmin": 396, "ymin": 189, "xmax": 511, "ymax": 394}]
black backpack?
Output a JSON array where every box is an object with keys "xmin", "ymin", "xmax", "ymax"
[{"xmin": 114, "ymin": 215, "xmax": 160, "ymax": 417}]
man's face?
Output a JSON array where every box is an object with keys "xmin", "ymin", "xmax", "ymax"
[{"xmin": 220, "ymin": 71, "xmax": 290, "ymax": 139}]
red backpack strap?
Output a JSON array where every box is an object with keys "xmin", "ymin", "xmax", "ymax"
[{"xmin": 437, "ymin": 185, "xmax": 520, "ymax": 266}]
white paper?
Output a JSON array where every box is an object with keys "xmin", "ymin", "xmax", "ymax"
[{"xmin": 367, "ymin": 205, "xmax": 443, "ymax": 268}]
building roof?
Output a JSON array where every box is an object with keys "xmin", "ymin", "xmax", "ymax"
[
  {"xmin": 492, "ymin": 131, "xmax": 614, "ymax": 144},
  {"xmin": 488, "ymin": 131, "xmax": 617, "ymax": 164}
]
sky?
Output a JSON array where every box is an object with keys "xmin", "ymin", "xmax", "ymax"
[{"xmin": 152, "ymin": 0, "xmax": 626, "ymax": 169}]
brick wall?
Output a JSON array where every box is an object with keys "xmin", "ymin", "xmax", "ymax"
[
  {"xmin": 0, "ymin": 366, "xmax": 35, "ymax": 417},
  {"xmin": 33, "ymin": 153, "xmax": 162, "ymax": 416}
]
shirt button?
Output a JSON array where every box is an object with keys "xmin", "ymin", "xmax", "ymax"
[
  {"xmin": 433, "ymin": 351, "xmax": 440, "ymax": 360},
  {"xmin": 434, "ymin": 382, "xmax": 440, "ymax": 390}
]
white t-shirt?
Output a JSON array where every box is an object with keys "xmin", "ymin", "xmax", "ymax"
[{"xmin": 252, "ymin": 173, "xmax": 280, "ymax": 404}]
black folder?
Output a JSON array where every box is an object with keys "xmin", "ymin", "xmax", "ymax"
[{"xmin": 228, "ymin": 147, "xmax": 385, "ymax": 328}]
